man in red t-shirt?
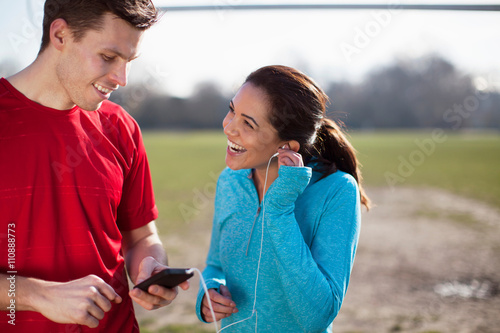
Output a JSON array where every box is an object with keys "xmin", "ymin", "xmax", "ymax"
[{"xmin": 0, "ymin": 1, "xmax": 187, "ymax": 332}]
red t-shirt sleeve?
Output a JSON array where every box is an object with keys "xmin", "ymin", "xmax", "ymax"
[{"xmin": 112, "ymin": 108, "xmax": 159, "ymax": 231}]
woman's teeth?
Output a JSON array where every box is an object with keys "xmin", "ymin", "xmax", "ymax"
[{"xmin": 228, "ymin": 140, "xmax": 246, "ymax": 153}]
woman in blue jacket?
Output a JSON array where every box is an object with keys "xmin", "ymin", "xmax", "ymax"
[{"xmin": 196, "ymin": 65, "xmax": 370, "ymax": 332}]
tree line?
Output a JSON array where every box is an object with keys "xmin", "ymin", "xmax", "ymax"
[
  {"xmin": 324, "ymin": 55, "xmax": 499, "ymax": 130},
  {"xmin": 113, "ymin": 54, "xmax": 498, "ymax": 130}
]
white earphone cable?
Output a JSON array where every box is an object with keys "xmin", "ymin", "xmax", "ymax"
[
  {"xmin": 197, "ymin": 152, "xmax": 278, "ymax": 333},
  {"xmin": 187, "ymin": 267, "xmax": 219, "ymax": 332}
]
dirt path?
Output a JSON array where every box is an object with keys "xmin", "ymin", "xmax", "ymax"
[
  {"xmin": 334, "ymin": 186, "xmax": 500, "ymax": 333},
  {"xmin": 136, "ymin": 186, "xmax": 500, "ymax": 333}
]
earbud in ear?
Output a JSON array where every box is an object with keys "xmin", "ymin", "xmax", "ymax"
[{"xmin": 271, "ymin": 144, "xmax": 288, "ymax": 159}]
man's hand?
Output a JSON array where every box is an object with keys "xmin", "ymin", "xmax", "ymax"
[
  {"xmin": 129, "ymin": 256, "xmax": 189, "ymax": 310},
  {"xmin": 201, "ymin": 285, "xmax": 238, "ymax": 322},
  {"xmin": 32, "ymin": 275, "xmax": 122, "ymax": 328}
]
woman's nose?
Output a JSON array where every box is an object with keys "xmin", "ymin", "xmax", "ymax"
[{"xmin": 223, "ymin": 117, "xmax": 238, "ymax": 136}]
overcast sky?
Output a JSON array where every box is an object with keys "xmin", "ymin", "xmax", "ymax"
[{"xmin": 1, "ymin": 0, "xmax": 499, "ymax": 97}]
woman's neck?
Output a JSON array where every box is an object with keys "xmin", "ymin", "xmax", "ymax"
[{"xmin": 252, "ymin": 161, "xmax": 279, "ymax": 203}]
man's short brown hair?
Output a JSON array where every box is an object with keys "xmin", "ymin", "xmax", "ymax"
[{"xmin": 39, "ymin": 0, "xmax": 159, "ymax": 53}]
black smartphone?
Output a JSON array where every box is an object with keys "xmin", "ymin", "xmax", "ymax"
[{"xmin": 134, "ymin": 268, "xmax": 194, "ymax": 292}]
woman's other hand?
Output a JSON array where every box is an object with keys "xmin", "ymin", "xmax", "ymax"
[{"xmin": 201, "ymin": 285, "xmax": 238, "ymax": 322}]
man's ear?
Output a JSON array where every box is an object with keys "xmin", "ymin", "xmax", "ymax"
[
  {"xmin": 50, "ymin": 18, "xmax": 70, "ymax": 51},
  {"xmin": 288, "ymin": 140, "xmax": 300, "ymax": 153}
]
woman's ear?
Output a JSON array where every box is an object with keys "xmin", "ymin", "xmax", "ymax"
[
  {"xmin": 50, "ymin": 18, "xmax": 70, "ymax": 51},
  {"xmin": 288, "ymin": 140, "xmax": 300, "ymax": 153}
]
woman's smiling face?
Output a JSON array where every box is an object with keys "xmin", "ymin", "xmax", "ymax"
[{"xmin": 223, "ymin": 83, "xmax": 285, "ymax": 171}]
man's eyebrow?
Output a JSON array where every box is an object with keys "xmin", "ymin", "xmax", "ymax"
[
  {"xmin": 230, "ymin": 100, "xmax": 260, "ymax": 127},
  {"xmin": 103, "ymin": 48, "xmax": 140, "ymax": 61}
]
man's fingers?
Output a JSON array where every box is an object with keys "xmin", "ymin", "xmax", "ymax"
[
  {"xmin": 178, "ymin": 280, "xmax": 190, "ymax": 291},
  {"xmin": 133, "ymin": 296, "xmax": 159, "ymax": 311},
  {"xmin": 130, "ymin": 286, "xmax": 176, "ymax": 310},
  {"xmin": 87, "ymin": 275, "xmax": 122, "ymax": 304},
  {"xmin": 73, "ymin": 298, "xmax": 103, "ymax": 328},
  {"xmin": 95, "ymin": 285, "xmax": 122, "ymax": 304},
  {"xmin": 82, "ymin": 314, "xmax": 100, "ymax": 329},
  {"xmin": 135, "ymin": 256, "xmax": 158, "ymax": 285},
  {"xmin": 88, "ymin": 286, "xmax": 113, "ymax": 313},
  {"xmin": 147, "ymin": 285, "xmax": 178, "ymax": 301},
  {"xmin": 131, "ymin": 291, "xmax": 164, "ymax": 310},
  {"xmin": 86, "ymin": 302, "xmax": 105, "ymax": 321},
  {"xmin": 79, "ymin": 283, "xmax": 121, "ymax": 327}
]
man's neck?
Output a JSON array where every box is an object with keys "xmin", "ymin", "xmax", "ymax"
[{"xmin": 7, "ymin": 51, "xmax": 74, "ymax": 110}]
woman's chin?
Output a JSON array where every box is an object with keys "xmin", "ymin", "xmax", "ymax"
[
  {"xmin": 225, "ymin": 155, "xmax": 244, "ymax": 171},
  {"xmin": 225, "ymin": 160, "xmax": 240, "ymax": 171}
]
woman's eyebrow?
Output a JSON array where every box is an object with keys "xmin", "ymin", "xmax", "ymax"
[
  {"xmin": 230, "ymin": 100, "xmax": 260, "ymax": 128},
  {"xmin": 242, "ymin": 114, "xmax": 259, "ymax": 128}
]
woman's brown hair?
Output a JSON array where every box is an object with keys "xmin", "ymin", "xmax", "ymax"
[{"xmin": 245, "ymin": 65, "xmax": 371, "ymax": 210}]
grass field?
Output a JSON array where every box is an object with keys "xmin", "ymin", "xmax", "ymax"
[
  {"xmin": 349, "ymin": 130, "xmax": 500, "ymax": 207},
  {"xmin": 142, "ymin": 131, "xmax": 227, "ymax": 234},
  {"xmin": 143, "ymin": 130, "xmax": 500, "ymax": 229}
]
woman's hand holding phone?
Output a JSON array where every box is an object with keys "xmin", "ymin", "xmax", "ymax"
[{"xmin": 201, "ymin": 285, "xmax": 239, "ymax": 322}]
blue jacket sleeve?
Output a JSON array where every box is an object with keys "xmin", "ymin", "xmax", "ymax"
[
  {"xmin": 264, "ymin": 166, "xmax": 361, "ymax": 332},
  {"xmin": 195, "ymin": 176, "xmax": 227, "ymax": 323}
]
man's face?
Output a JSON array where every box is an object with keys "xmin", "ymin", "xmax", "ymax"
[{"xmin": 55, "ymin": 13, "xmax": 144, "ymax": 111}]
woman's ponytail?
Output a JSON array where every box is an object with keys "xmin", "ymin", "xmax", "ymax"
[{"xmin": 314, "ymin": 118, "xmax": 371, "ymax": 210}]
